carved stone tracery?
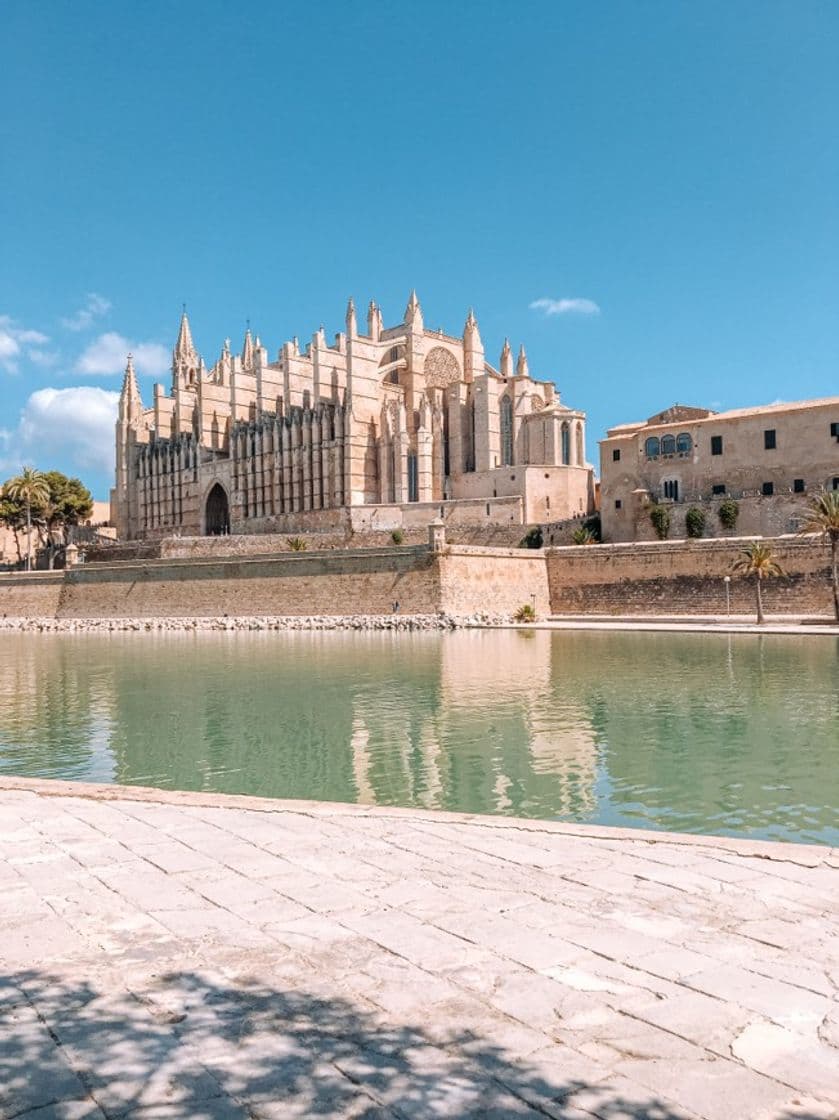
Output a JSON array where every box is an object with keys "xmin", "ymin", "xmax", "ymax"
[{"xmin": 424, "ymin": 347, "xmax": 461, "ymax": 389}]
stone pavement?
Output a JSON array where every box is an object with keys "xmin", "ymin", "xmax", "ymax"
[{"xmin": 0, "ymin": 778, "xmax": 837, "ymax": 1120}]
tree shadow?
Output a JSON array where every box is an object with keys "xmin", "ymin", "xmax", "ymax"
[{"xmin": 0, "ymin": 968, "xmax": 824, "ymax": 1119}]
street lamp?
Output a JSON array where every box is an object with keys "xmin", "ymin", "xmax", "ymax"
[{"xmin": 723, "ymin": 575, "xmax": 731, "ymax": 617}]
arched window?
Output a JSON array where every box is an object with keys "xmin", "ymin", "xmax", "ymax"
[
  {"xmin": 677, "ymin": 433, "xmax": 692, "ymax": 455},
  {"xmin": 576, "ymin": 423, "xmax": 584, "ymax": 466},
  {"xmin": 561, "ymin": 423, "xmax": 570, "ymax": 465},
  {"xmin": 661, "ymin": 434, "xmax": 676, "ymax": 456},
  {"xmin": 663, "ymin": 479, "xmax": 680, "ymax": 501},
  {"xmin": 645, "ymin": 436, "xmax": 660, "ymax": 459},
  {"xmin": 500, "ymin": 396, "xmax": 513, "ymax": 466}
]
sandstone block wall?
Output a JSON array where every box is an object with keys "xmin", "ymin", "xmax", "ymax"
[
  {"xmin": 0, "ymin": 573, "xmax": 64, "ymax": 618},
  {"xmin": 616, "ymin": 492, "xmax": 812, "ymax": 545},
  {"xmin": 57, "ymin": 549, "xmax": 439, "ymax": 619},
  {"xmin": 438, "ymin": 546, "xmax": 550, "ymax": 617},
  {"xmin": 547, "ymin": 536, "xmax": 833, "ymax": 615}
]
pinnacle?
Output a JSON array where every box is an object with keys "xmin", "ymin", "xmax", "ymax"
[
  {"xmin": 241, "ymin": 326, "xmax": 254, "ymax": 367},
  {"xmin": 405, "ymin": 289, "xmax": 422, "ymax": 320}
]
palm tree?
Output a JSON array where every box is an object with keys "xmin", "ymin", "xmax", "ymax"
[
  {"xmin": 731, "ymin": 541, "xmax": 786, "ymax": 625},
  {"xmin": 798, "ymin": 490, "xmax": 839, "ymax": 621},
  {"xmin": 4, "ymin": 468, "xmax": 50, "ymax": 571}
]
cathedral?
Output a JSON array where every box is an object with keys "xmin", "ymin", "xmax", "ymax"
[{"xmin": 111, "ymin": 293, "xmax": 594, "ymax": 540}]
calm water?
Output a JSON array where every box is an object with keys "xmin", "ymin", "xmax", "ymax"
[{"xmin": 0, "ymin": 630, "xmax": 837, "ymax": 845}]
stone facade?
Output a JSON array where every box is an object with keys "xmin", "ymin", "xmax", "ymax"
[
  {"xmin": 599, "ymin": 398, "xmax": 839, "ymax": 542},
  {"xmin": 547, "ymin": 536, "xmax": 833, "ymax": 615},
  {"xmin": 112, "ymin": 295, "xmax": 594, "ymax": 540}
]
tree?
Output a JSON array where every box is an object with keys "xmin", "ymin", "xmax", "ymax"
[
  {"xmin": 3, "ymin": 468, "xmax": 50, "ymax": 571},
  {"xmin": 732, "ymin": 541, "xmax": 786, "ymax": 625},
  {"xmin": 649, "ymin": 504, "xmax": 671, "ymax": 540},
  {"xmin": 685, "ymin": 507, "xmax": 705, "ymax": 539},
  {"xmin": 798, "ymin": 490, "xmax": 839, "ymax": 621},
  {"xmin": 0, "ymin": 494, "xmax": 26, "ymax": 563},
  {"xmin": 519, "ymin": 527, "xmax": 543, "ymax": 549},
  {"xmin": 38, "ymin": 472, "xmax": 94, "ymax": 566},
  {"xmin": 718, "ymin": 499, "xmax": 739, "ymax": 532}
]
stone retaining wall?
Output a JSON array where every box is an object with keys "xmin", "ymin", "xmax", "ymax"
[
  {"xmin": 547, "ymin": 536, "xmax": 833, "ymax": 615},
  {"xmin": 0, "ymin": 572, "xmax": 64, "ymax": 619},
  {"xmin": 55, "ymin": 548, "xmax": 438, "ymax": 619},
  {"xmin": 438, "ymin": 546, "xmax": 550, "ymax": 618},
  {"xmin": 1, "ymin": 536, "xmax": 834, "ymax": 621}
]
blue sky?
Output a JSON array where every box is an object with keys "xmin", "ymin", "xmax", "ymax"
[{"xmin": 1, "ymin": 0, "xmax": 837, "ymax": 499}]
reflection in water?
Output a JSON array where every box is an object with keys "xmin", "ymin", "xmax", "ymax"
[{"xmin": 0, "ymin": 630, "xmax": 836, "ymax": 844}]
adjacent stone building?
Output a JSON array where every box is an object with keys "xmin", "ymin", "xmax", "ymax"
[
  {"xmin": 600, "ymin": 397, "xmax": 839, "ymax": 541},
  {"xmin": 112, "ymin": 294, "xmax": 594, "ymax": 540}
]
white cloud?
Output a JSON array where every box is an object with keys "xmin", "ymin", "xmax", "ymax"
[
  {"xmin": 0, "ymin": 315, "xmax": 51, "ymax": 373},
  {"xmin": 76, "ymin": 331, "xmax": 169, "ymax": 377},
  {"xmin": 0, "ymin": 386, "xmax": 119, "ymax": 478},
  {"xmin": 529, "ymin": 297, "xmax": 601, "ymax": 317},
  {"xmin": 60, "ymin": 293, "xmax": 112, "ymax": 331},
  {"xmin": 27, "ymin": 349, "xmax": 60, "ymax": 368}
]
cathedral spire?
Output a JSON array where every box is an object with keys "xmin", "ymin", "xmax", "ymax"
[
  {"xmin": 345, "ymin": 296, "xmax": 357, "ymax": 338},
  {"xmin": 241, "ymin": 325, "xmax": 254, "ymax": 370},
  {"xmin": 367, "ymin": 299, "xmax": 382, "ymax": 340},
  {"xmin": 174, "ymin": 309, "xmax": 197, "ymax": 366},
  {"xmin": 463, "ymin": 307, "xmax": 482, "ymax": 349},
  {"xmin": 172, "ymin": 308, "xmax": 201, "ymax": 391},
  {"xmin": 500, "ymin": 338, "xmax": 513, "ymax": 378},
  {"xmin": 516, "ymin": 344, "xmax": 529, "ymax": 377},
  {"xmin": 119, "ymin": 354, "xmax": 142, "ymax": 420},
  {"xmin": 404, "ymin": 289, "xmax": 423, "ymax": 330}
]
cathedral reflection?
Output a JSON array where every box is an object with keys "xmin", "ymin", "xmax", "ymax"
[{"xmin": 1, "ymin": 631, "xmax": 835, "ymax": 841}]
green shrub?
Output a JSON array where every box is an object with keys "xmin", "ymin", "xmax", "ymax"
[
  {"xmin": 582, "ymin": 514, "xmax": 602, "ymax": 542},
  {"xmin": 519, "ymin": 527, "xmax": 543, "ymax": 549},
  {"xmin": 685, "ymin": 507, "xmax": 705, "ymax": 539},
  {"xmin": 287, "ymin": 536, "xmax": 307, "ymax": 552},
  {"xmin": 390, "ymin": 529, "xmax": 405, "ymax": 545},
  {"xmin": 572, "ymin": 527, "xmax": 596, "ymax": 545},
  {"xmin": 649, "ymin": 504, "xmax": 671, "ymax": 540},
  {"xmin": 513, "ymin": 603, "xmax": 536, "ymax": 622},
  {"xmin": 718, "ymin": 499, "xmax": 739, "ymax": 532}
]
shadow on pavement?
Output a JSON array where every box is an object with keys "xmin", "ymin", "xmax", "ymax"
[{"xmin": 0, "ymin": 968, "xmax": 823, "ymax": 1119}]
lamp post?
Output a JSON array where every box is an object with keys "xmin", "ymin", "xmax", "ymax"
[{"xmin": 723, "ymin": 575, "xmax": 731, "ymax": 618}]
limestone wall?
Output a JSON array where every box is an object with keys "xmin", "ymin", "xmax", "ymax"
[
  {"xmin": 0, "ymin": 573, "xmax": 65, "ymax": 618},
  {"xmin": 56, "ymin": 549, "xmax": 438, "ymax": 619},
  {"xmin": 611, "ymin": 491, "xmax": 814, "ymax": 545},
  {"xmin": 438, "ymin": 546, "xmax": 550, "ymax": 617},
  {"xmin": 547, "ymin": 536, "xmax": 833, "ymax": 615}
]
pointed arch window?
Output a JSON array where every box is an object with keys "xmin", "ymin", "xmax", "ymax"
[
  {"xmin": 500, "ymin": 396, "xmax": 514, "ymax": 466},
  {"xmin": 561, "ymin": 423, "xmax": 570, "ymax": 466}
]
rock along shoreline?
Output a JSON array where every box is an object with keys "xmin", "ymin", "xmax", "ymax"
[{"xmin": 0, "ymin": 613, "xmax": 512, "ymax": 633}]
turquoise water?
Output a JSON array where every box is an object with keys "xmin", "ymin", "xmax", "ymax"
[{"xmin": 0, "ymin": 630, "xmax": 837, "ymax": 845}]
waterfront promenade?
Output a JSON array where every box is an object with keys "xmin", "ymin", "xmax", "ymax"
[{"xmin": 1, "ymin": 778, "xmax": 837, "ymax": 1119}]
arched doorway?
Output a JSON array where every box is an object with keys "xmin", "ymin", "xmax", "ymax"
[{"xmin": 204, "ymin": 483, "xmax": 230, "ymax": 536}]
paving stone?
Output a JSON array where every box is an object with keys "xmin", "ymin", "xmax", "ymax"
[
  {"xmin": 731, "ymin": 1020, "xmax": 839, "ymax": 1101},
  {"xmin": 0, "ymin": 1003, "xmax": 91, "ymax": 1117},
  {"xmin": 681, "ymin": 962, "xmax": 831, "ymax": 1033},
  {"xmin": 1, "ymin": 783, "xmax": 837, "ymax": 1120}
]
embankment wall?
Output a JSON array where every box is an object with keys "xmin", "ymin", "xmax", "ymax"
[
  {"xmin": 0, "ymin": 573, "xmax": 64, "ymax": 619},
  {"xmin": 547, "ymin": 536, "xmax": 833, "ymax": 615},
  {"xmin": 54, "ymin": 549, "xmax": 438, "ymax": 619},
  {"xmin": 1, "ymin": 537, "xmax": 834, "ymax": 620},
  {"xmin": 438, "ymin": 546, "xmax": 550, "ymax": 617}
]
